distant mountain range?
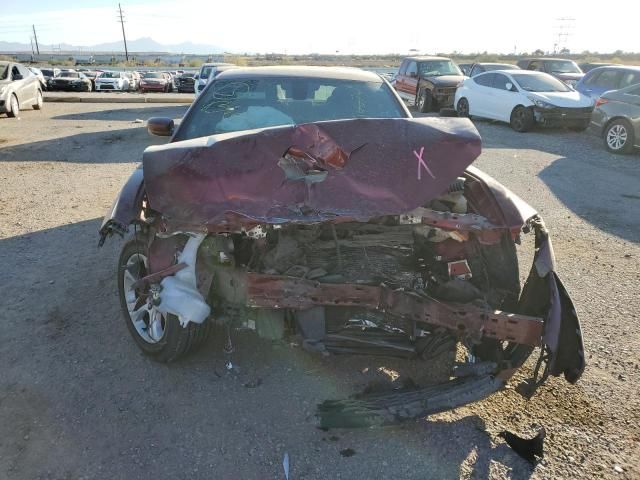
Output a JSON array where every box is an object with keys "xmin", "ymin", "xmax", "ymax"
[{"xmin": 0, "ymin": 37, "xmax": 224, "ymax": 54}]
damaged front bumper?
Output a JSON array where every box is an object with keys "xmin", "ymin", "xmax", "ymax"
[{"xmin": 533, "ymin": 106, "xmax": 593, "ymax": 128}]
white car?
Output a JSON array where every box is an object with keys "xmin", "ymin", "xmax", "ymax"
[
  {"xmin": 195, "ymin": 63, "xmax": 235, "ymax": 96},
  {"xmin": 454, "ymin": 70, "xmax": 594, "ymax": 132},
  {"xmin": 95, "ymin": 71, "xmax": 130, "ymax": 91}
]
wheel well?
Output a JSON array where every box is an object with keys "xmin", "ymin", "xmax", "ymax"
[
  {"xmin": 603, "ymin": 116, "xmax": 630, "ymax": 138},
  {"xmin": 510, "ymin": 104, "xmax": 530, "ymax": 116}
]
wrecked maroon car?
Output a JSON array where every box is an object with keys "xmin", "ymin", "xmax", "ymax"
[{"xmin": 99, "ymin": 66, "xmax": 585, "ymax": 427}]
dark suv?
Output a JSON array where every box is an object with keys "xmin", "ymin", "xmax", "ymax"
[
  {"xmin": 516, "ymin": 58, "xmax": 584, "ymax": 87},
  {"xmin": 394, "ymin": 56, "xmax": 465, "ymax": 112}
]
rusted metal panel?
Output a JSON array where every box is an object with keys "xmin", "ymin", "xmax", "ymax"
[{"xmin": 246, "ymin": 273, "xmax": 543, "ymax": 346}]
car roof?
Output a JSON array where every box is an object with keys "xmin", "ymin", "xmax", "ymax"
[
  {"xmin": 589, "ymin": 65, "xmax": 640, "ymax": 72},
  {"xmin": 215, "ymin": 66, "xmax": 384, "ymax": 82},
  {"xmin": 477, "ymin": 62, "xmax": 516, "ymax": 66},
  {"xmin": 403, "ymin": 56, "xmax": 451, "ymax": 62},
  {"xmin": 520, "ymin": 57, "xmax": 576, "ymax": 62},
  {"xmin": 200, "ymin": 62, "xmax": 234, "ymax": 67}
]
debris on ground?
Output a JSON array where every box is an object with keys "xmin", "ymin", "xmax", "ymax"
[
  {"xmin": 499, "ymin": 427, "xmax": 546, "ymax": 464},
  {"xmin": 283, "ymin": 452, "xmax": 289, "ymax": 480},
  {"xmin": 340, "ymin": 448, "xmax": 356, "ymax": 457}
]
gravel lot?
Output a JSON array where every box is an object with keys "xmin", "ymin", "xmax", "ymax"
[{"xmin": 1, "ymin": 102, "xmax": 638, "ymax": 480}]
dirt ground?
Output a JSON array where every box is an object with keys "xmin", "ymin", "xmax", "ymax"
[{"xmin": 0, "ymin": 102, "xmax": 639, "ymax": 480}]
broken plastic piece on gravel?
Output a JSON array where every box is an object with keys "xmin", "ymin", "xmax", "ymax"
[
  {"xmin": 283, "ymin": 452, "xmax": 289, "ymax": 480},
  {"xmin": 499, "ymin": 427, "xmax": 546, "ymax": 464}
]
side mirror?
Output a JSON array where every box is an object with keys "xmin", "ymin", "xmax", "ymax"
[
  {"xmin": 194, "ymin": 74, "xmax": 199, "ymax": 79},
  {"xmin": 147, "ymin": 117, "xmax": 175, "ymax": 136},
  {"xmin": 506, "ymin": 82, "xmax": 515, "ymax": 91}
]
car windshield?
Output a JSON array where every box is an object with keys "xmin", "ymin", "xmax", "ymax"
[
  {"xmin": 418, "ymin": 60, "xmax": 462, "ymax": 76},
  {"xmin": 182, "ymin": 73, "xmax": 195, "ymax": 78},
  {"xmin": 100, "ymin": 72, "xmax": 120, "ymax": 78},
  {"xmin": 0, "ymin": 64, "xmax": 8, "ymax": 80},
  {"xmin": 59, "ymin": 72, "xmax": 80, "ymax": 78},
  {"xmin": 546, "ymin": 60, "xmax": 581, "ymax": 74},
  {"xmin": 40, "ymin": 69, "xmax": 54, "ymax": 76},
  {"xmin": 143, "ymin": 72, "xmax": 163, "ymax": 79},
  {"xmin": 511, "ymin": 73, "xmax": 571, "ymax": 92},
  {"xmin": 176, "ymin": 77, "xmax": 405, "ymax": 141}
]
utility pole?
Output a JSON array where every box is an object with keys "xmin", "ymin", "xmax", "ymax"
[
  {"xmin": 117, "ymin": 3, "xmax": 129, "ymax": 61},
  {"xmin": 32, "ymin": 24, "xmax": 40, "ymax": 55}
]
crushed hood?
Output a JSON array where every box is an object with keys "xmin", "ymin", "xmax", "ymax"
[{"xmin": 142, "ymin": 117, "xmax": 482, "ymax": 231}]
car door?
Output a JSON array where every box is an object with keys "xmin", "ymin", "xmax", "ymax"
[
  {"xmin": 19, "ymin": 64, "xmax": 37, "ymax": 104},
  {"xmin": 394, "ymin": 60, "xmax": 408, "ymax": 95},
  {"xmin": 488, "ymin": 73, "xmax": 518, "ymax": 122},
  {"xmin": 404, "ymin": 61, "xmax": 419, "ymax": 100},
  {"xmin": 468, "ymin": 73, "xmax": 496, "ymax": 117}
]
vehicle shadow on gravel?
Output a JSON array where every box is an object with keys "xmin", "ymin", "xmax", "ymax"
[
  {"xmin": 52, "ymin": 105, "xmax": 188, "ymax": 122},
  {"xmin": 538, "ymin": 156, "xmax": 640, "ymax": 243},
  {"xmin": 1, "ymin": 217, "xmax": 537, "ymax": 479},
  {"xmin": 0, "ymin": 126, "xmax": 170, "ymax": 164},
  {"xmin": 468, "ymin": 119, "xmax": 640, "ymax": 243}
]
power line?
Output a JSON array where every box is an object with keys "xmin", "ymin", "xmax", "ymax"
[
  {"xmin": 117, "ymin": 3, "xmax": 129, "ymax": 61},
  {"xmin": 32, "ymin": 24, "xmax": 40, "ymax": 54}
]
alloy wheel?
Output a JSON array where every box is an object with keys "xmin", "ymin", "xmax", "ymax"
[
  {"xmin": 122, "ymin": 253, "xmax": 167, "ymax": 344},
  {"xmin": 607, "ymin": 124, "xmax": 628, "ymax": 151}
]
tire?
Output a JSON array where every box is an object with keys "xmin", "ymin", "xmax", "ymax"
[
  {"xmin": 33, "ymin": 90, "xmax": 43, "ymax": 110},
  {"xmin": 510, "ymin": 106, "xmax": 534, "ymax": 132},
  {"xmin": 7, "ymin": 94, "xmax": 19, "ymax": 118},
  {"xmin": 118, "ymin": 237, "xmax": 212, "ymax": 363},
  {"xmin": 417, "ymin": 88, "xmax": 433, "ymax": 113},
  {"xmin": 604, "ymin": 119, "xmax": 635, "ymax": 154},
  {"xmin": 456, "ymin": 97, "xmax": 470, "ymax": 118},
  {"xmin": 470, "ymin": 234, "xmax": 533, "ymax": 369}
]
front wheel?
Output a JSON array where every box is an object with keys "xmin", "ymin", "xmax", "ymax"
[
  {"xmin": 417, "ymin": 88, "xmax": 433, "ymax": 113},
  {"xmin": 118, "ymin": 238, "xmax": 212, "ymax": 362},
  {"xmin": 510, "ymin": 106, "xmax": 534, "ymax": 132},
  {"xmin": 456, "ymin": 97, "xmax": 470, "ymax": 118},
  {"xmin": 7, "ymin": 94, "xmax": 19, "ymax": 117},
  {"xmin": 33, "ymin": 90, "xmax": 43, "ymax": 110},
  {"xmin": 604, "ymin": 119, "xmax": 635, "ymax": 154}
]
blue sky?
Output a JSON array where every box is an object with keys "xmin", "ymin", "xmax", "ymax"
[{"xmin": 1, "ymin": 0, "xmax": 638, "ymax": 54}]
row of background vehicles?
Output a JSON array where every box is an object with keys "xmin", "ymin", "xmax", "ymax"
[
  {"xmin": 392, "ymin": 56, "xmax": 640, "ymax": 154},
  {"xmin": 27, "ymin": 67, "xmax": 203, "ymax": 93},
  {"xmin": 27, "ymin": 62, "xmax": 238, "ymax": 94}
]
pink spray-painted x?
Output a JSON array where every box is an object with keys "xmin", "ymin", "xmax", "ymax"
[{"xmin": 414, "ymin": 146, "xmax": 436, "ymax": 180}]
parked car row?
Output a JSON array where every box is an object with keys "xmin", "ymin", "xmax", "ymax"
[
  {"xmin": 391, "ymin": 55, "xmax": 639, "ymax": 154},
  {"xmin": 22, "ymin": 66, "xmax": 206, "ymax": 93}
]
